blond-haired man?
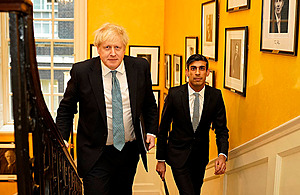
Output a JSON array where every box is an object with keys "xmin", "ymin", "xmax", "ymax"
[{"xmin": 56, "ymin": 23, "xmax": 158, "ymax": 194}]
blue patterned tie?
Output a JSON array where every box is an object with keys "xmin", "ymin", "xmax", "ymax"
[
  {"xmin": 192, "ymin": 93, "xmax": 200, "ymax": 131},
  {"xmin": 111, "ymin": 70, "xmax": 125, "ymax": 151}
]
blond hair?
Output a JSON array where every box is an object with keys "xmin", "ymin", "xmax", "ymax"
[{"xmin": 94, "ymin": 23, "xmax": 129, "ymax": 47}]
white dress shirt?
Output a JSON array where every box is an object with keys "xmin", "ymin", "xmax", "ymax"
[{"xmin": 101, "ymin": 60, "xmax": 136, "ymax": 145}]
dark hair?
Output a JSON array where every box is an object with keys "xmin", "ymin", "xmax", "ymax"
[{"xmin": 186, "ymin": 54, "xmax": 209, "ymax": 70}]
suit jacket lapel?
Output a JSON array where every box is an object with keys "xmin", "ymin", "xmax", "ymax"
[
  {"xmin": 88, "ymin": 57, "xmax": 107, "ymax": 128},
  {"xmin": 124, "ymin": 56, "xmax": 137, "ymax": 124},
  {"xmin": 200, "ymin": 85, "xmax": 211, "ymax": 123},
  {"xmin": 181, "ymin": 84, "xmax": 193, "ymax": 130}
]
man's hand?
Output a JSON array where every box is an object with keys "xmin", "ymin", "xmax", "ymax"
[
  {"xmin": 146, "ymin": 135, "xmax": 155, "ymax": 150},
  {"xmin": 156, "ymin": 161, "xmax": 166, "ymax": 180},
  {"xmin": 214, "ymin": 154, "xmax": 226, "ymax": 175}
]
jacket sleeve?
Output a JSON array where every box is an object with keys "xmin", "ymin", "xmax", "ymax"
[
  {"xmin": 212, "ymin": 91, "xmax": 229, "ymax": 157},
  {"xmin": 156, "ymin": 90, "xmax": 173, "ymax": 160},
  {"xmin": 56, "ymin": 64, "xmax": 79, "ymax": 141}
]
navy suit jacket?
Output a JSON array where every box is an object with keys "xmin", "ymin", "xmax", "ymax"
[
  {"xmin": 156, "ymin": 84, "xmax": 229, "ymax": 168},
  {"xmin": 56, "ymin": 55, "xmax": 158, "ymax": 177}
]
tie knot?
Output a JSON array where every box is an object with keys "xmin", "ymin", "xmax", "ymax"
[
  {"xmin": 194, "ymin": 93, "xmax": 199, "ymax": 98},
  {"xmin": 111, "ymin": 70, "xmax": 117, "ymax": 78}
]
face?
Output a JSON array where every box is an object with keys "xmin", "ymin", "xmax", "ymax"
[
  {"xmin": 275, "ymin": 0, "xmax": 284, "ymax": 14},
  {"xmin": 5, "ymin": 150, "xmax": 16, "ymax": 164},
  {"xmin": 97, "ymin": 35, "xmax": 126, "ymax": 70},
  {"xmin": 185, "ymin": 60, "xmax": 210, "ymax": 92}
]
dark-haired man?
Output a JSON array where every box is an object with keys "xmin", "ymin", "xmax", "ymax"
[{"xmin": 156, "ymin": 54, "xmax": 229, "ymax": 194}]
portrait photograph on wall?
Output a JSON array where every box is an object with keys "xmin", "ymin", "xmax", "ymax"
[
  {"xmin": 173, "ymin": 54, "xmax": 182, "ymax": 87},
  {"xmin": 185, "ymin": 37, "xmax": 199, "ymax": 63},
  {"xmin": 226, "ymin": 0, "xmax": 250, "ymax": 12},
  {"xmin": 260, "ymin": 0, "xmax": 299, "ymax": 55},
  {"xmin": 224, "ymin": 26, "xmax": 248, "ymax": 97},
  {"xmin": 165, "ymin": 54, "xmax": 172, "ymax": 89},
  {"xmin": 206, "ymin": 69, "xmax": 215, "ymax": 87},
  {"xmin": 201, "ymin": 0, "xmax": 218, "ymax": 61},
  {"xmin": 129, "ymin": 46, "xmax": 160, "ymax": 86},
  {"xmin": 0, "ymin": 143, "xmax": 17, "ymax": 181},
  {"xmin": 90, "ymin": 44, "xmax": 98, "ymax": 58}
]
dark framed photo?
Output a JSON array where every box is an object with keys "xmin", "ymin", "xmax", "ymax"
[
  {"xmin": 90, "ymin": 44, "xmax": 98, "ymax": 58},
  {"xmin": 201, "ymin": 0, "xmax": 218, "ymax": 61},
  {"xmin": 129, "ymin": 46, "xmax": 160, "ymax": 86},
  {"xmin": 165, "ymin": 54, "xmax": 172, "ymax": 89},
  {"xmin": 226, "ymin": 0, "xmax": 250, "ymax": 12},
  {"xmin": 260, "ymin": 0, "xmax": 299, "ymax": 55},
  {"xmin": 0, "ymin": 142, "xmax": 17, "ymax": 180},
  {"xmin": 153, "ymin": 90, "xmax": 160, "ymax": 111},
  {"xmin": 185, "ymin": 37, "xmax": 199, "ymax": 63},
  {"xmin": 206, "ymin": 69, "xmax": 215, "ymax": 87},
  {"xmin": 224, "ymin": 27, "xmax": 248, "ymax": 97},
  {"xmin": 173, "ymin": 54, "xmax": 182, "ymax": 87}
]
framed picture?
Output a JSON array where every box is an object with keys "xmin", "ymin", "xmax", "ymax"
[
  {"xmin": 0, "ymin": 142, "xmax": 17, "ymax": 180},
  {"xmin": 206, "ymin": 69, "xmax": 215, "ymax": 87},
  {"xmin": 226, "ymin": 0, "xmax": 250, "ymax": 12},
  {"xmin": 153, "ymin": 90, "xmax": 160, "ymax": 110},
  {"xmin": 90, "ymin": 44, "xmax": 98, "ymax": 58},
  {"xmin": 173, "ymin": 54, "xmax": 182, "ymax": 87},
  {"xmin": 260, "ymin": 0, "xmax": 299, "ymax": 55},
  {"xmin": 224, "ymin": 26, "xmax": 248, "ymax": 97},
  {"xmin": 201, "ymin": 0, "xmax": 218, "ymax": 61},
  {"xmin": 129, "ymin": 46, "xmax": 160, "ymax": 86},
  {"xmin": 185, "ymin": 37, "xmax": 199, "ymax": 63},
  {"xmin": 165, "ymin": 54, "xmax": 172, "ymax": 89}
]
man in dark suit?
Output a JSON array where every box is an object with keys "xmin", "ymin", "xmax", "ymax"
[
  {"xmin": 56, "ymin": 23, "xmax": 158, "ymax": 194},
  {"xmin": 156, "ymin": 54, "xmax": 229, "ymax": 195}
]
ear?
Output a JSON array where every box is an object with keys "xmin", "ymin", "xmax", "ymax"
[
  {"xmin": 206, "ymin": 69, "xmax": 210, "ymax": 77},
  {"xmin": 185, "ymin": 68, "xmax": 189, "ymax": 78}
]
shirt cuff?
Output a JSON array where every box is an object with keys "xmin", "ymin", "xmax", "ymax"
[
  {"xmin": 147, "ymin": 133, "xmax": 156, "ymax": 138},
  {"xmin": 157, "ymin": 160, "xmax": 165, "ymax": 162},
  {"xmin": 219, "ymin": 153, "xmax": 227, "ymax": 159}
]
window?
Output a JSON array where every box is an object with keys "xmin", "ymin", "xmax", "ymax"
[{"xmin": 0, "ymin": 0, "xmax": 86, "ymax": 130}]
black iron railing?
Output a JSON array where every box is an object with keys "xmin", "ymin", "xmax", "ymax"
[{"xmin": 0, "ymin": 0, "xmax": 82, "ymax": 194}]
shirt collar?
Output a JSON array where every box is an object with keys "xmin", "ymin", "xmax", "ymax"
[
  {"xmin": 101, "ymin": 59, "xmax": 125, "ymax": 76},
  {"xmin": 188, "ymin": 84, "xmax": 205, "ymax": 98}
]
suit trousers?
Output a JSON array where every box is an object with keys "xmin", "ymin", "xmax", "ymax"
[
  {"xmin": 171, "ymin": 150, "xmax": 209, "ymax": 195},
  {"xmin": 83, "ymin": 140, "xmax": 139, "ymax": 195}
]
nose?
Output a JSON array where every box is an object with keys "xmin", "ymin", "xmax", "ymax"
[
  {"xmin": 195, "ymin": 68, "xmax": 200, "ymax": 74},
  {"xmin": 110, "ymin": 47, "xmax": 116, "ymax": 56}
]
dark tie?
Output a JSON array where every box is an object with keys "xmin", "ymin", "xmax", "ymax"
[
  {"xmin": 192, "ymin": 93, "xmax": 200, "ymax": 131},
  {"xmin": 111, "ymin": 70, "xmax": 125, "ymax": 151}
]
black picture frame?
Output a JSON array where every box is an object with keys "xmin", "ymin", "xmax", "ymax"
[
  {"xmin": 90, "ymin": 44, "xmax": 98, "ymax": 58},
  {"xmin": 165, "ymin": 54, "xmax": 172, "ymax": 89},
  {"xmin": 0, "ymin": 142, "xmax": 17, "ymax": 181},
  {"xmin": 260, "ymin": 0, "xmax": 299, "ymax": 55},
  {"xmin": 129, "ymin": 46, "xmax": 160, "ymax": 86},
  {"xmin": 224, "ymin": 26, "xmax": 248, "ymax": 97},
  {"xmin": 226, "ymin": 0, "xmax": 250, "ymax": 12},
  {"xmin": 173, "ymin": 54, "xmax": 182, "ymax": 87},
  {"xmin": 185, "ymin": 37, "xmax": 199, "ymax": 63},
  {"xmin": 201, "ymin": 0, "xmax": 219, "ymax": 61},
  {"xmin": 153, "ymin": 90, "xmax": 160, "ymax": 111}
]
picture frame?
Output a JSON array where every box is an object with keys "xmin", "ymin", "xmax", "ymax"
[
  {"xmin": 226, "ymin": 0, "xmax": 250, "ymax": 12},
  {"xmin": 201, "ymin": 0, "xmax": 218, "ymax": 61},
  {"xmin": 90, "ymin": 44, "xmax": 98, "ymax": 58},
  {"xmin": 224, "ymin": 26, "xmax": 248, "ymax": 97},
  {"xmin": 0, "ymin": 142, "xmax": 17, "ymax": 181},
  {"xmin": 260, "ymin": 0, "xmax": 299, "ymax": 55},
  {"xmin": 185, "ymin": 37, "xmax": 199, "ymax": 63},
  {"xmin": 206, "ymin": 69, "xmax": 215, "ymax": 87},
  {"xmin": 153, "ymin": 90, "xmax": 160, "ymax": 111},
  {"xmin": 173, "ymin": 54, "xmax": 182, "ymax": 87},
  {"xmin": 129, "ymin": 46, "xmax": 160, "ymax": 86},
  {"xmin": 165, "ymin": 54, "xmax": 172, "ymax": 89}
]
